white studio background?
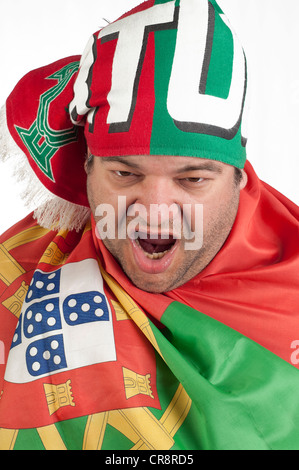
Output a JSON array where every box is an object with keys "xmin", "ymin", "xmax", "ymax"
[{"xmin": 0, "ymin": 0, "xmax": 298, "ymax": 234}]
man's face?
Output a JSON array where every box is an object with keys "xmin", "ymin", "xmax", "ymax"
[{"xmin": 87, "ymin": 153, "xmax": 247, "ymax": 293}]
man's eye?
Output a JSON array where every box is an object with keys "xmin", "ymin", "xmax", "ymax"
[
  {"xmin": 115, "ymin": 171, "xmax": 135, "ymax": 177},
  {"xmin": 183, "ymin": 177, "xmax": 204, "ymax": 183}
]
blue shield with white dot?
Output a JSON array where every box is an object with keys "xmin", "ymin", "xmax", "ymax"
[
  {"xmin": 23, "ymin": 298, "xmax": 61, "ymax": 339},
  {"xmin": 26, "ymin": 334, "xmax": 67, "ymax": 376},
  {"xmin": 27, "ymin": 270, "xmax": 60, "ymax": 301},
  {"xmin": 63, "ymin": 292, "xmax": 109, "ymax": 326}
]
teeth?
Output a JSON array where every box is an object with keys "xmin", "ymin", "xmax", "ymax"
[{"xmin": 145, "ymin": 250, "xmax": 170, "ymax": 260}]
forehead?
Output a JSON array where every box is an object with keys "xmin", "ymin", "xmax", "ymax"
[{"xmin": 97, "ymin": 155, "xmax": 227, "ymax": 175}]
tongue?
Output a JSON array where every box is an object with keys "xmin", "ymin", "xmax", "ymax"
[{"xmin": 138, "ymin": 236, "xmax": 175, "ymax": 254}]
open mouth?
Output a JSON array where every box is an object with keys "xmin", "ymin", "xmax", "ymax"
[
  {"xmin": 129, "ymin": 230, "xmax": 179, "ymax": 274},
  {"xmin": 135, "ymin": 234, "xmax": 177, "ymax": 259}
]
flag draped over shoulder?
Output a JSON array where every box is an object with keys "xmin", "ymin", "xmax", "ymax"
[{"xmin": 0, "ymin": 162, "xmax": 299, "ymax": 450}]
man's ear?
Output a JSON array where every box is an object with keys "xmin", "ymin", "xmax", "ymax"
[
  {"xmin": 84, "ymin": 158, "xmax": 88, "ymax": 174},
  {"xmin": 239, "ymin": 169, "xmax": 248, "ymax": 190},
  {"xmin": 84, "ymin": 148, "xmax": 90, "ymax": 174},
  {"xmin": 85, "ymin": 148, "xmax": 94, "ymax": 174}
]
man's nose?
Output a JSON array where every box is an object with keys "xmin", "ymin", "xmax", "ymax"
[
  {"xmin": 131, "ymin": 177, "xmax": 181, "ymax": 228},
  {"xmin": 136, "ymin": 177, "xmax": 177, "ymax": 205}
]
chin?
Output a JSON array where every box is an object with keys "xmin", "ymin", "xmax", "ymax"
[{"xmin": 128, "ymin": 272, "xmax": 173, "ymax": 293}]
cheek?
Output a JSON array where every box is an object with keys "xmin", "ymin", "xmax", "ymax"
[
  {"xmin": 206, "ymin": 190, "xmax": 240, "ymax": 234},
  {"xmin": 87, "ymin": 173, "xmax": 113, "ymax": 209},
  {"xmin": 86, "ymin": 177, "xmax": 100, "ymax": 214},
  {"xmin": 87, "ymin": 177, "xmax": 131, "ymax": 238}
]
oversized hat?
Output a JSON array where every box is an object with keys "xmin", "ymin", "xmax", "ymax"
[
  {"xmin": 0, "ymin": 0, "xmax": 248, "ymax": 231},
  {"xmin": 70, "ymin": 0, "xmax": 248, "ymax": 165}
]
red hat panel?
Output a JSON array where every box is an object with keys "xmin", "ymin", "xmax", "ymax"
[{"xmin": 5, "ymin": 56, "xmax": 88, "ymax": 207}]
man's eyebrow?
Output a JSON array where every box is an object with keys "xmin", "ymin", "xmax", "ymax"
[
  {"xmin": 100, "ymin": 156, "xmax": 141, "ymax": 169},
  {"xmin": 100, "ymin": 156, "xmax": 224, "ymax": 173},
  {"xmin": 175, "ymin": 162, "xmax": 224, "ymax": 174}
]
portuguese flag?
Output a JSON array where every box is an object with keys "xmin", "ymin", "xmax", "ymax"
[{"xmin": 0, "ymin": 162, "xmax": 299, "ymax": 450}]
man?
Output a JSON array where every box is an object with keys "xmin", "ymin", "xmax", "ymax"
[{"xmin": 0, "ymin": 0, "xmax": 299, "ymax": 451}]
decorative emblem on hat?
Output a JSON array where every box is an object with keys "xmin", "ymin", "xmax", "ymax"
[{"xmin": 15, "ymin": 62, "xmax": 80, "ymax": 181}]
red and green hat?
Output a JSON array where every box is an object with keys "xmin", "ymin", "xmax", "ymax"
[
  {"xmin": 1, "ymin": 0, "xmax": 248, "ymax": 225},
  {"xmin": 71, "ymin": 0, "xmax": 248, "ymax": 168}
]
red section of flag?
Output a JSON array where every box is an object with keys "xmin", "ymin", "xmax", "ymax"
[
  {"xmin": 0, "ymin": 311, "xmax": 159, "ymax": 429},
  {"xmin": 0, "ymin": 220, "xmax": 159, "ymax": 430}
]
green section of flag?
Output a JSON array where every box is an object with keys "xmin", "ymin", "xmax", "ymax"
[
  {"xmin": 152, "ymin": 301, "xmax": 299, "ymax": 450},
  {"xmin": 55, "ymin": 415, "xmax": 88, "ymax": 450},
  {"xmin": 14, "ymin": 428, "xmax": 45, "ymax": 450}
]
